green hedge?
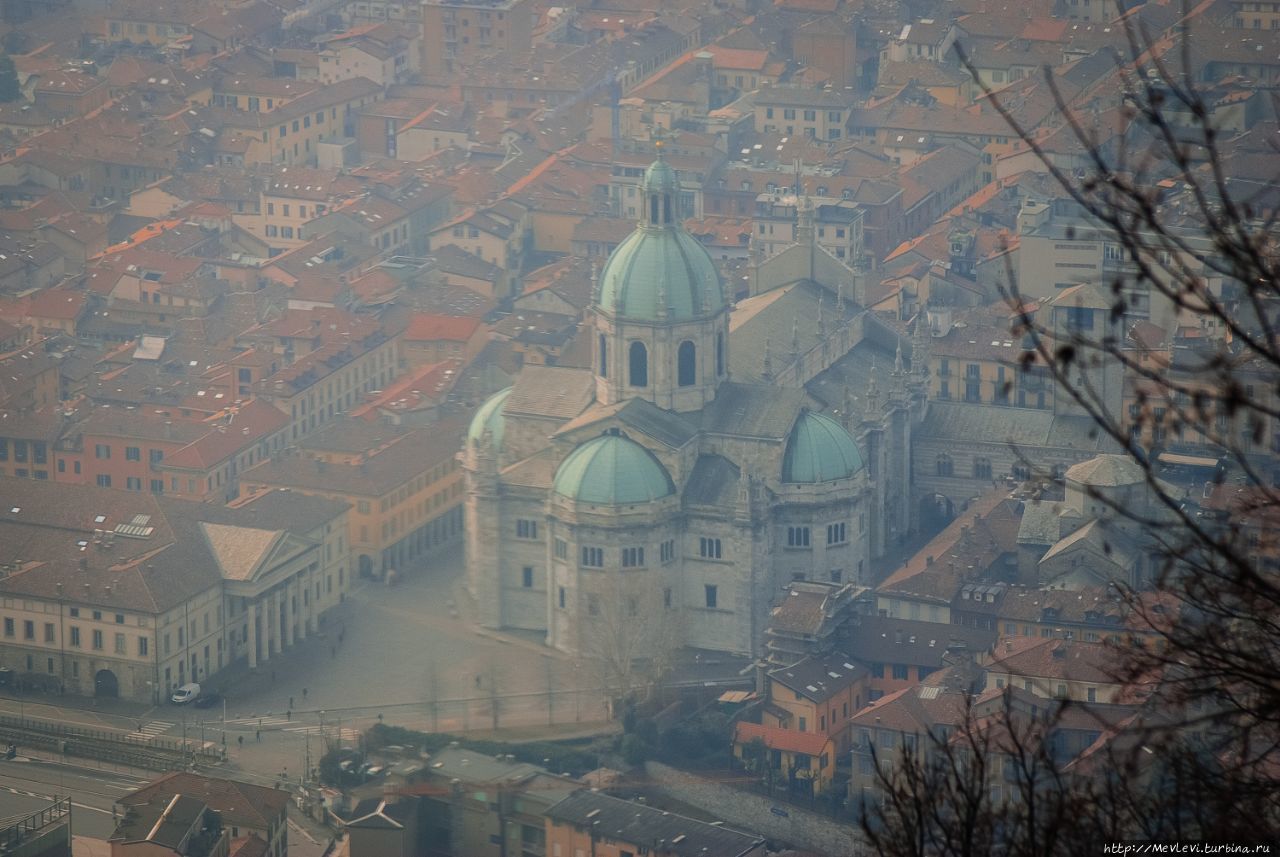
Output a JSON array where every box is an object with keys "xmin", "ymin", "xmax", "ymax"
[{"xmin": 364, "ymin": 723, "xmax": 600, "ymax": 777}]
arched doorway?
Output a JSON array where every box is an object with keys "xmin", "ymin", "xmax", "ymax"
[
  {"xmin": 918, "ymin": 493, "xmax": 955, "ymax": 535},
  {"xmin": 94, "ymin": 669, "xmax": 119, "ymax": 698},
  {"xmin": 358, "ymin": 554, "xmax": 374, "ymax": 579}
]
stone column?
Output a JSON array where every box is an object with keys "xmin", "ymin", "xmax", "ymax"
[
  {"xmin": 284, "ymin": 583, "xmax": 295, "ymax": 647},
  {"xmin": 248, "ymin": 602, "xmax": 259, "ymax": 669},
  {"xmin": 272, "ymin": 591, "xmax": 284, "ymax": 657}
]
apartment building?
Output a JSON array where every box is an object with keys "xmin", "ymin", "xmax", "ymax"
[{"xmin": 420, "ymin": 0, "xmax": 533, "ymax": 83}]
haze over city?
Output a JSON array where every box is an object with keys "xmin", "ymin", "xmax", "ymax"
[{"xmin": 0, "ymin": 0, "xmax": 1276, "ymax": 854}]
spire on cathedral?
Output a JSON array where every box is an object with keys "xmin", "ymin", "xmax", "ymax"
[
  {"xmin": 892, "ymin": 339, "xmax": 906, "ymax": 397},
  {"xmin": 837, "ymin": 279, "xmax": 846, "ymax": 317},
  {"xmin": 762, "ymin": 337, "xmax": 773, "ymax": 380},
  {"xmin": 817, "ymin": 294, "xmax": 825, "ymax": 337},
  {"xmin": 866, "ymin": 358, "xmax": 881, "ymax": 416},
  {"xmin": 790, "ymin": 315, "xmax": 800, "ymax": 360},
  {"xmin": 913, "ymin": 308, "xmax": 931, "ymax": 383},
  {"xmin": 656, "ymin": 275, "xmax": 669, "ymax": 321},
  {"xmin": 842, "ymin": 383, "xmax": 855, "ymax": 429}
]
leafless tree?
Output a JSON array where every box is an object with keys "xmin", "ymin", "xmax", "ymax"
[
  {"xmin": 581, "ymin": 570, "xmax": 683, "ymax": 713},
  {"xmin": 861, "ymin": 0, "xmax": 1280, "ymax": 846}
]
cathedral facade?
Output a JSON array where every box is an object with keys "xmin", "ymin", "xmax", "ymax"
[{"xmin": 463, "ymin": 156, "xmax": 927, "ymax": 659}]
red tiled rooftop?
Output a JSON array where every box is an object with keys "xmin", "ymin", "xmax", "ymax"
[{"xmin": 735, "ymin": 721, "xmax": 831, "ymax": 756}]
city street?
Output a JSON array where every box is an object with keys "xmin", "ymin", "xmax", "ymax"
[{"xmin": 0, "ymin": 544, "xmax": 613, "ymax": 787}]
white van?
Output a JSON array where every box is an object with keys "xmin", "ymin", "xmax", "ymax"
[{"xmin": 171, "ymin": 683, "xmax": 200, "ymax": 704}]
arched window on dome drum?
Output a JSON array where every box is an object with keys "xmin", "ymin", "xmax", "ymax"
[
  {"xmin": 629, "ymin": 341, "xmax": 648, "ymax": 387},
  {"xmin": 677, "ymin": 341, "xmax": 696, "ymax": 387},
  {"xmin": 663, "ymin": 194, "xmax": 672, "ymax": 224},
  {"xmin": 716, "ymin": 333, "xmax": 724, "ymax": 376},
  {"xmin": 650, "ymin": 195, "xmax": 660, "ymax": 225},
  {"xmin": 598, "ymin": 334, "xmax": 607, "ymax": 378}
]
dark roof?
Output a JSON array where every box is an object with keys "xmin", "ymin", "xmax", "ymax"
[
  {"xmin": 701, "ymin": 382, "xmax": 804, "ymax": 440},
  {"xmin": 544, "ymin": 791, "xmax": 763, "ymax": 857},
  {"xmin": 768, "ymin": 653, "xmax": 868, "ymax": 703},
  {"xmin": 684, "ymin": 454, "xmax": 741, "ymax": 506},
  {"xmin": 848, "ymin": 615, "xmax": 996, "ymax": 667},
  {"xmin": 120, "ymin": 773, "xmax": 289, "ymax": 829}
]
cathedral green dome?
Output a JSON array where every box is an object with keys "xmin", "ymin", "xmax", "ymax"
[
  {"xmin": 595, "ymin": 156, "xmax": 725, "ymax": 322},
  {"xmin": 781, "ymin": 410, "xmax": 865, "ymax": 484},
  {"xmin": 553, "ymin": 433, "xmax": 675, "ymax": 505},
  {"xmin": 467, "ymin": 387, "xmax": 512, "ymax": 449}
]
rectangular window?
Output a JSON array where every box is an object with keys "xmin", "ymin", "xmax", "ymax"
[
  {"xmin": 23, "ymin": 620, "xmax": 34, "ymax": 640},
  {"xmin": 2, "ymin": 618, "xmax": 12, "ymax": 637},
  {"xmin": 92, "ymin": 629, "xmax": 104, "ymax": 650},
  {"xmin": 580, "ymin": 546, "xmax": 604, "ymax": 568},
  {"xmin": 139, "ymin": 636, "xmax": 149, "ymax": 657},
  {"xmin": 787, "ymin": 526, "xmax": 811, "ymax": 548},
  {"xmin": 115, "ymin": 633, "xmax": 127, "ymax": 654},
  {"xmin": 892, "ymin": 664, "xmax": 910, "ymax": 680},
  {"xmin": 94, "ymin": 443, "xmax": 111, "ymax": 459},
  {"xmin": 660, "ymin": 539, "xmax": 675, "ymax": 563},
  {"xmin": 554, "ymin": 538, "xmax": 568, "ymax": 560},
  {"xmin": 516, "ymin": 519, "xmax": 538, "ymax": 539},
  {"xmin": 826, "ymin": 522, "xmax": 847, "ymax": 545},
  {"xmin": 126, "ymin": 477, "xmax": 142, "ymax": 491},
  {"xmin": 521, "ymin": 566, "xmax": 533, "ymax": 588},
  {"xmin": 558, "ymin": 587, "xmax": 566, "ymax": 608},
  {"xmin": 699, "ymin": 537, "xmax": 722, "ymax": 559},
  {"xmin": 126, "ymin": 446, "xmax": 140, "ymax": 461},
  {"xmin": 621, "ymin": 547, "xmax": 644, "ymax": 568},
  {"xmin": 149, "ymin": 449, "xmax": 163, "ymax": 464},
  {"xmin": 704, "ymin": 584, "xmax": 718, "ymax": 609}
]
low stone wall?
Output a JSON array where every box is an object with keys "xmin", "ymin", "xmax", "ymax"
[{"xmin": 643, "ymin": 761, "xmax": 868, "ymax": 856}]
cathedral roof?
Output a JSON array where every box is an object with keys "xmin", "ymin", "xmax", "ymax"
[
  {"xmin": 781, "ymin": 409, "xmax": 864, "ymax": 484},
  {"xmin": 552, "ymin": 432, "xmax": 676, "ymax": 506},
  {"xmin": 595, "ymin": 155, "xmax": 725, "ymax": 322},
  {"xmin": 466, "ymin": 386, "xmax": 512, "ymax": 449}
]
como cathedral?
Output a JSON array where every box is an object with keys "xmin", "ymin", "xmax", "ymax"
[{"xmin": 463, "ymin": 154, "xmax": 928, "ymax": 659}]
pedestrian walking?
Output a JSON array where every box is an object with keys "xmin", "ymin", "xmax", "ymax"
[
  {"xmin": 286, "ymin": 709, "xmax": 291, "ymax": 721},
  {"xmin": 238, "ymin": 735, "xmax": 244, "ymax": 748},
  {"xmin": 289, "ymin": 696, "xmax": 294, "ymax": 709},
  {"xmin": 302, "ymin": 688, "xmax": 308, "ymax": 699},
  {"xmin": 255, "ymin": 729, "xmax": 261, "ymax": 742}
]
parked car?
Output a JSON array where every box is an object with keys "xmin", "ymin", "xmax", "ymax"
[
  {"xmin": 193, "ymin": 693, "xmax": 222, "ymax": 710},
  {"xmin": 171, "ymin": 683, "xmax": 200, "ymax": 704}
]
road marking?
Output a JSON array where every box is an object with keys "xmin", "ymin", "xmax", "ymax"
[
  {"xmin": 282, "ymin": 725, "xmax": 361, "ymax": 741},
  {"xmin": 123, "ymin": 720, "xmax": 174, "ymax": 742},
  {"xmin": 225, "ymin": 716, "xmax": 292, "ymax": 728}
]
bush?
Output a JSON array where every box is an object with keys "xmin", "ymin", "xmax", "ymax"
[{"xmin": 363, "ymin": 723, "xmax": 600, "ymax": 778}]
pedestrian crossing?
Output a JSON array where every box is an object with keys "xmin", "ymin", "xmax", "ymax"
[
  {"xmin": 226, "ymin": 715, "xmax": 291, "ymax": 729},
  {"xmin": 123, "ymin": 720, "xmax": 175, "ymax": 742},
  {"xmin": 284, "ymin": 724, "xmax": 361, "ymax": 742}
]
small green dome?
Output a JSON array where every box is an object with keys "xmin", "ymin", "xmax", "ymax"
[
  {"xmin": 467, "ymin": 387, "xmax": 512, "ymax": 449},
  {"xmin": 553, "ymin": 432, "xmax": 675, "ymax": 505},
  {"xmin": 781, "ymin": 410, "xmax": 865, "ymax": 484},
  {"xmin": 643, "ymin": 156, "xmax": 679, "ymax": 195}
]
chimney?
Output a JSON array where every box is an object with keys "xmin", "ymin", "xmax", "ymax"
[
  {"xmin": 926, "ymin": 555, "xmax": 934, "ymax": 566},
  {"xmin": 894, "ymin": 630, "xmax": 904, "ymax": 644},
  {"xmin": 1004, "ymin": 640, "xmax": 1013, "ymax": 653}
]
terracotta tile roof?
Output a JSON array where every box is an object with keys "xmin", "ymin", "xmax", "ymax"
[
  {"xmin": 120, "ymin": 773, "xmax": 289, "ymax": 829},
  {"xmin": 985, "ymin": 636, "xmax": 1117, "ymax": 685},
  {"xmin": 24, "ymin": 288, "xmax": 86, "ymax": 321},
  {"xmin": 735, "ymin": 721, "xmax": 830, "ymax": 756},
  {"xmin": 404, "ymin": 313, "xmax": 482, "ymax": 343}
]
